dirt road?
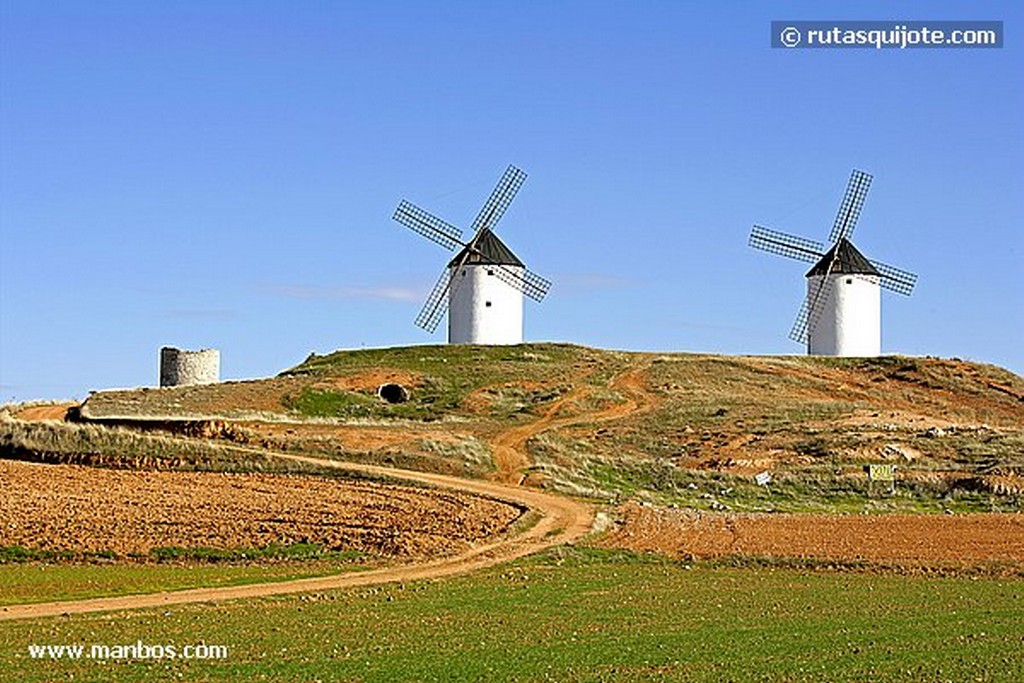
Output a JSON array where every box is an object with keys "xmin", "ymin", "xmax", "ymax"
[
  {"xmin": 0, "ymin": 453, "xmax": 594, "ymax": 621},
  {"xmin": 489, "ymin": 361, "xmax": 657, "ymax": 485},
  {"xmin": 0, "ymin": 370, "xmax": 663, "ymax": 622},
  {"xmin": 12, "ymin": 404, "xmax": 73, "ymax": 421}
]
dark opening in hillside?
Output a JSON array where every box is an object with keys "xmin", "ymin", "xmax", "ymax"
[{"xmin": 378, "ymin": 383, "xmax": 410, "ymax": 404}]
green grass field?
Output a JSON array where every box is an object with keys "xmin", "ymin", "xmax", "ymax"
[
  {"xmin": 3, "ymin": 549, "xmax": 1021, "ymax": 682},
  {"xmin": 0, "ymin": 555, "xmax": 373, "ymax": 607}
]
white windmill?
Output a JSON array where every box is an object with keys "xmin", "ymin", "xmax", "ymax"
[
  {"xmin": 749, "ymin": 169, "xmax": 918, "ymax": 357},
  {"xmin": 392, "ymin": 165, "xmax": 551, "ymax": 344}
]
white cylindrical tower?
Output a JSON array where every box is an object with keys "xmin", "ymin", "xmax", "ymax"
[
  {"xmin": 805, "ymin": 239, "xmax": 881, "ymax": 357},
  {"xmin": 448, "ymin": 264, "xmax": 524, "ymax": 344},
  {"xmin": 447, "ymin": 229, "xmax": 525, "ymax": 345},
  {"xmin": 806, "ymin": 274, "xmax": 881, "ymax": 356}
]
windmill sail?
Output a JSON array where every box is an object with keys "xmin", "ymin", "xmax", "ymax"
[
  {"xmin": 490, "ymin": 263, "xmax": 552, "ymax": 302},
  {"xmin": 790, "ymin": 255, "xmax": 837, "ymax": 344},
  {"xmin": 471, "ymin": 165, "xmax": 527, "ymax": 235},
  {"xmin": 394, "ymin": 200, "xmax": 464, "ymax": 251},
  {"xmin": 415, "ymin": 268, "xmax": 454, "ymax": 333},
  {"xmin": 829, "ymin": 169, "xmax": 872, "ymax": 243},
  {"xmin": 869, "ymin": 259, "xmax": 918, "ymax": 296},
  {"xmin": 750, "ymin": 225, "xmax": 825, "ymax": 263}
]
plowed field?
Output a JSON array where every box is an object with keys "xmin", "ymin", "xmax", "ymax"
[
  {"xmin": 599, "ymin": 502, "xmax": 1024, "ymax": 568},
  {"xmin": 0, "ymin": 460, "xmax": 523, "ymax": 560}
]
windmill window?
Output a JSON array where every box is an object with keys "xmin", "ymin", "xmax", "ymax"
[
  {"xmin": 485, "ymin": 301, "xmax": 492, "ymax": 307},
  {"xmin": 487, "ymin": 269, "xmax": 494, "ymax": 276},
  {"xmin": 846, "ymin": 278, "xmax": 853, "ymax": 284},
  {"xmin": 461, "ymin": 270, "xmax": 466, "ymax": 276}
]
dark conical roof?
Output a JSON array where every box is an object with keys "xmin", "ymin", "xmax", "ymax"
[
  {"xmin": 447, "ymin": 229, "xmax": 525, "ymax": 268},
  {"xmin": 806, "ymin": 238, "xmax": 880, "ymax": 277}
]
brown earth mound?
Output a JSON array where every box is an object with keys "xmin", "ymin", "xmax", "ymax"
[
  {"xmin": 0, "ymin": 460, "xmax": 522, "ymax": 560},
  {"xmin": 236, "ymin": 421, "xmax": 465, "ymax": 452},
  {"xmin": 599, "ymin": 502, "xmax": 1024, "ymax": 568},
  {"xmin": 312, "ymin": 369, "xmax": 422, "ymax": 393},
  {"xmin": 12, "ymin": 404, "xmax": 75, "ymax": 421}
]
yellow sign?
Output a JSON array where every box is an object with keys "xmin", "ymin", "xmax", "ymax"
[{"xmin": 868, "ymin": 464, "xmax": 896, "ymax": 482}]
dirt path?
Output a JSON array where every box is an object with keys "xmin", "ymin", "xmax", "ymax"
[
  {"xmin": 1, "ymin": 364, "xmax": 663, "ymax": 621},
  {"xmin": 600, "ymin": 362, "xmax": 658, "ymax": 419},
  {"xmin": 0, "ymin": 455, "xmax": 594, "ymax": 621},
  {"xmin": 488, "ymin": 383, "xmax": 599, "ymax": 485},
  {"xmin": 12, "ymin": 404, "xmax": 74, "ymax": 421},
  {"xmin": 489, "ymin": 361, "xmax": 658, "ymax": 485}
]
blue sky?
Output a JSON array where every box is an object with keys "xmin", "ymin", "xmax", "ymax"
[{"xmin": 1, "ymin": 1, "xmax": 1020, "ymax": 401}]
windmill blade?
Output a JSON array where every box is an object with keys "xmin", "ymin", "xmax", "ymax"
[
  {"xmin": 414, "ymin": 268, "xmax": 455, "ymax": 333},
  {"xmin": 788, "ymin": 296, "xmax": 816, "ymax": 344},
  {"xmin": 749, "ymin": 225, "xmax": 825, "ymax": 263},
  {"xmin": 870, "ymin": 259, "xmax": 918, "ymax": 296},
  {"xmin": 789, "ymin": 254, "xmax": 839, "ymax": 343},
  {"xmin": 789, "ymin": 276, "xmax": 835, "ymax": 344},
  {"xmin": 470, "ymin": 165, "xmax": 527, "ymax": 235},
  {"xmin": 393, "ymin": 200, "xmax": 465, "ymax": 251},
  {"xmin": 490, "ymin": 263, "xmax": 552, "ymax": 302},
  {"xmin": 415, "ymin": 247, "xmax": 478, "ymax": 332},
  {"xmin": 829, "ymin": 169, "xmax": 873, "ymax": 244}
]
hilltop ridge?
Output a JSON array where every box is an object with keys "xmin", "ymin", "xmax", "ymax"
[{"xmin": 72, "ymin": 344, "xmax": 1024, "ymax": 514}]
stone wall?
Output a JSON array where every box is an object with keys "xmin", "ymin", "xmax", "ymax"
[{"xmin": 159, "ymin": 347, "xmax": 220, "ymax": 387}]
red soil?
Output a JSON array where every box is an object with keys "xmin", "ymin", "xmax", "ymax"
[{"xmin": 600, "ymin": 502, "xmax": 1024, "ymax": 567}]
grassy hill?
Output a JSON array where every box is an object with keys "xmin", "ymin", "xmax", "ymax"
[
  {"xmin": 32, "ymin": 344, "xmax": 1024, "ymax": 512},
  {"xmin": 4, "ymin": 345, "xmax": 1021, "ymax": 681}
]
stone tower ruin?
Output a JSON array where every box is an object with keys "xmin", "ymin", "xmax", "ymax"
[{"xmin": 159, "ymin": 347, "xmax": 220, "ymax": 387}]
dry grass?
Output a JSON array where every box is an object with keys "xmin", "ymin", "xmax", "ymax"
[{"xmin": 1, "ymin": 416, "xmax": 333, "ymax": 476}]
